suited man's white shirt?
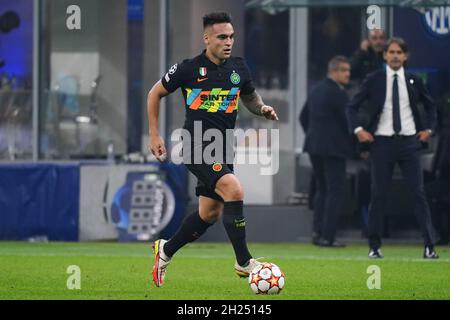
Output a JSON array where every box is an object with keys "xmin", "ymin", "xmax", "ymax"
[{"xmin": 375, "ymin": 66, "xmax": 416, "ymax": 136}]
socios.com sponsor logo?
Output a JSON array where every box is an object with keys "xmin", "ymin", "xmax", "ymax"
[{"xmin": 422, "ymin": 6, "xmax": 450, "ymax": 38}]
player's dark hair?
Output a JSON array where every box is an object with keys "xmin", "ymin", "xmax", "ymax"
[
  {"xmin": 384, "ymin": 37, "xmax": 409, "ymax": 54},
  {"xmin": 203, "ymin": 12, "xmax": 232, "ymax": 29}
]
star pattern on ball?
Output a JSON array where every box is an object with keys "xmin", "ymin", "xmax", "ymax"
[
  {"xmin": 268, "ymin": 275, "xmax": 280, "ymax": 288},
  {"xmin": 250, "ymin": 273, "xmax": 262, "ymax": 285}
]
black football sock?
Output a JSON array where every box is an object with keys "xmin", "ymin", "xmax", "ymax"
[
  {"xmin": 163, "ymin": 211, "xmax": 213, "ymax": 258},
  {"xmin": 222, "ymin": 200, "xmax": 252, "ymax": 266}
]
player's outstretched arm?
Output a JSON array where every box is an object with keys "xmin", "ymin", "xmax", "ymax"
[
  {"xmin": 147, "ymin": 80, "xmax": 170, "ymax": 161},
  {"xmin": 240, "ymin": 91, "xmax": 279, "ymax": 121}
]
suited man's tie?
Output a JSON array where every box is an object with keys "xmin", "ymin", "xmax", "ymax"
[{"xmin": 392, "ymin": 73, "xmax": 401, "ymax": 134}]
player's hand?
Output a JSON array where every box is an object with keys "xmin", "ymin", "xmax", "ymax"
[
  {"xmin": 149, "ymin": 134, "xmax": 167, "ymax": 162},
  {"xmin": 261, "ymin": 105, "xmax": 279, "ymax": 121},
  {"xmin": 356, "ymin": 129, "xmax": 374, "ymax": 143},
  {"xmin": 416, "ymin": 130, "xmax": 431, "ymax": 143}
]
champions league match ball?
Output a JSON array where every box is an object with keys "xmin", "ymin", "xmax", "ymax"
[{"xmin": 249, "ymin": 263, "xmax": 285, "ymax": 295}]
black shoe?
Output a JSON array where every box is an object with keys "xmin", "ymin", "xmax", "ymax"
[
  {"xmin": 368, "ymin": 248, "xmax": 383, "ymax": 259},
  {"xmin": 423, "ymin": 246, "xmax": 439, "ymax": 259},
  {"xmin": 318, "ymin": 239, "xmax": 346, "ymax": 248}
]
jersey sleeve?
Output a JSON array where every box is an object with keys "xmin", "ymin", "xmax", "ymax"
[
  {"xmin": 161, "ymin": 61, "xmax": 189, "ymax": 93},
  {"xmin": 240, "ymin": 59, "xmax": 256, "ymax": 96}
]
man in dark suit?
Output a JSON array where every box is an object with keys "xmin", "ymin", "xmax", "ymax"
[
  {"xmin": 347, "ymin": 38, "xmax": 439, "ymax": 259},
  {"xmin": 301, "ymin": 56, "xmax": 354, "ymax": 247}
]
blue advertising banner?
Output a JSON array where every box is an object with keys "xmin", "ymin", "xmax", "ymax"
[
  {"xmin": 0, "ymin": 163, "xmax": 80, "ymax": 241},
  {"xmin": 0, "ymin": 162, "xmax": 187, "ymax": 242}
]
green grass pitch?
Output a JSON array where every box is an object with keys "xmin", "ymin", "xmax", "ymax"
[{"xmin": 0, "ymin": 241, "xmax": 449, "ymax": 300}]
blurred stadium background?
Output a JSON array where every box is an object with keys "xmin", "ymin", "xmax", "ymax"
[{"xmin": 0, "ymin": 0, "xmax": 449, "ymax": 300}]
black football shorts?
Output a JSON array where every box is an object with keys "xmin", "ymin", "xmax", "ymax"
[{"xmin": 185, "ymin": 163, "xmax": 234, "ymax": 202}]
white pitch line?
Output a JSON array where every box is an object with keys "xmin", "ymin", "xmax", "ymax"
[
  {"xmin": 0, "ymin": 251, "xmax": 449, "ymax": 263},
  {"xmin": 178, "ymin": 253, "xmax": 450, "ymax": 263}
]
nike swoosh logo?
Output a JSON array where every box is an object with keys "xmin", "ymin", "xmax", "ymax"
[{"xmin": 197, "ymin": 77, "xmax": 208, "ymax": 82}]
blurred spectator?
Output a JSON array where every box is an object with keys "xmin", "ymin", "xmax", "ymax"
[
  {"xmin": 300, "ymin": 56, "xmax": 353, "ymax": 247},
  {"xmin": 350, "ymin": 29, "xmax": 386, "ymax": 84}
]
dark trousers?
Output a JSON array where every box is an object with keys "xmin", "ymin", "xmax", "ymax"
[
  {"xmin": 426, "ymin": 177, "xmax": 450, "ymax": 244},
  {"xmin": 368, "ymin": 136, "xmax": 435, "ymax": 249},
  {"xmin": 309, "ymin": 154, "xmax": 346, "ymax": 242}
]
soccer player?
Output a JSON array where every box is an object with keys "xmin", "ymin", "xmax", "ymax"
[{"xmin": 147, "ymin": 12, "xmax": 279, "ymax": 287}]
